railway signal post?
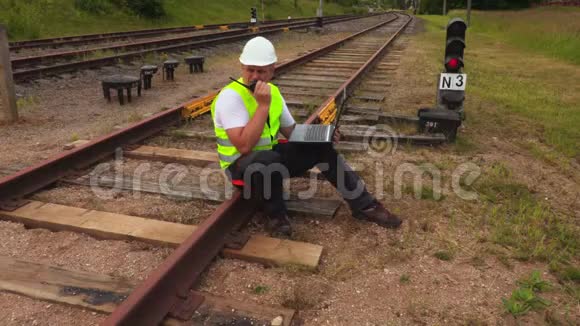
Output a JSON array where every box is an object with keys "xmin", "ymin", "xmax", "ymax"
[
  {"xmin": 250, "ymin": 7, "xmax": 257, "ymax": 25},
  {"xmin": 418, "ymin": 18, "xmax": 467, "ymax": 142}
]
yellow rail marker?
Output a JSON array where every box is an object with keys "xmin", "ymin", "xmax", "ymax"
[
  {"xmin": 219, "ymin": 25, "xmax": 229, "ymax": 31},
  {"xmin": 250, "ymin": 27, "xmax": 259, "ymax": 33},
  {"xmin": 181, "ymin": 93, "xmax": 218, "ymax": 119},
  {"xmin": 318, "ymin": 99, "xmax": 337, "ymax": 125},
  {"xmin": 282, "ymin": 27, "xmax": 290, "ymax": 32},
  {"xmin": 194, "ymin": 25, "xmax": 204, "ymax": 29}
]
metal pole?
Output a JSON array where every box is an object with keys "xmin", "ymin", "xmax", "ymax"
[
  {"xmin": 467, "ymin": 0, "xmax": 472, "ymax": 26},
  {"xmin": 261, "ymin": 0, "xmax": 264, "ymax": 21},
  {"xmin": 0, "ymin": 25, "xmax": 18, "ymax": 122},
  {"xmin": 443, "ymin": 0, "xmax": 446, "ymax": 15},
  {"xmin": 316, "ymin": 0, "xmax": 323, "ymax": 27}
]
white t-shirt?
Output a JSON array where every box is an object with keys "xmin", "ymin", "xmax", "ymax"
[{"xmin": 213, "ymin": 88, "xmax": 295, "ymax": 130}]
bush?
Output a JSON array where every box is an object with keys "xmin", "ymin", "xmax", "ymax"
[
  {"xmin": 75, "ymin": 0, "xmax": 165, "ymax": 18},
  {"xmin": 74, "ymin": 0, "xmax": 113, "ymax": 14},
  {"xmin": 124, "ymin": 0, "xmax": 165, "ymax": 19},
  {"xmin": 0, "ymin": 0, "xmax": 43, "ymax": 39}
]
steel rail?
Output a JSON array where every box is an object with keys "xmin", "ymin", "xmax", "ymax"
[
  {"xmin": 0, "ymin": 13, "xmax": 397, "ymax": 204},
  {"xmin": 12, "ymin": 14, "xmax": 378, "ymax": 82},
  {"xmin": 102, "ymin": 16, "xmax": 404, "ymax": 326},
  {"xmin": 8, "ymin": 15, "xmax": 351, "ymax": 51},
  {"xmin": 11, "ymin": 17, "xmax": 355, "ymax": 70},
  {"xmin": 9, "ymin": 17, "xmax": 313, "ymax": 53},
  {"xmin": 304, "ymin": 14, "xmax": 445, "ymax": 144},
  {"xmin": 306, "ymin": 13, "xmax": 413, "ymax": 124},
  {"xmin": 102, "ymin": 191, "xmax": 256, "ymax": 326},
  {"xmin": 0, "ymin": 14, "xmax": 403, "ymax": 325}
]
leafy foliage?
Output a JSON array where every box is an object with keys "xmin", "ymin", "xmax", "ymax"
[
  {"xmin": 0, "ymin": 0, "xmax": 44, "ymax": 39},
  {"xmin": 124, "ymin": 0, "xmax": 166, "ymax": 19},
  {"xmin": 502, "ymin": 271, "xmax": 551, "ymax": 317},
  {"xmin": 517, "ymin": 270, "xmax": 552, "ymax": 292},
  {"xmin": 74, "ymin": 0, "xmax": 113, "ymax": 14},
  {"xmin": 75, "ymin": 0, "xmax": 166, "ymax": 19}
]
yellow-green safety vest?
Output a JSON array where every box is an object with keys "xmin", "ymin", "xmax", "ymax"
[{"xmin": 211, "ymin": 78, "xmax": 283, "ymax": 169}]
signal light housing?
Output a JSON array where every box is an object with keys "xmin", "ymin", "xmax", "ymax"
[
  {"xmin": 444, "ymin": 18, "xmax": 466, "ymax": 73},
  {"xmin": 440, "ymin": 18, "xmax": 467, "ymax": 113}
]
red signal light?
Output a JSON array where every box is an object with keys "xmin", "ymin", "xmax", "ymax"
[{"xmin": 448, "ymin": 58, "xmax": 459, "ymax": 70}]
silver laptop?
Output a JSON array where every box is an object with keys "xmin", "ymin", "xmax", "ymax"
[{"xmin": 288, "ymin": 101, "xmax": 345, "ymax": 143}]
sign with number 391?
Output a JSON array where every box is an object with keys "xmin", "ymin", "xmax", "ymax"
[{"xmin": 439, "ymin": 73, "xmax": 467, "ymax": 91}]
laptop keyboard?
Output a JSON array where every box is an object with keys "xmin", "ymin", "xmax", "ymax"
[{"xmin": 305, "ymin": 125, "xmax": 329, "ymax": 141}]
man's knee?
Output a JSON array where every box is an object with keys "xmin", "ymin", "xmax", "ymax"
[
  {"xmin": 251, "ymin": 150, "xmax": 282, "ymax": 165},
  {"xmin": 242, "ymin": 152, "xmax": 288, "ymax": 201},
  {"xmin": 242, "ymin": 151, "xmax": 287, "ymax": 186}
]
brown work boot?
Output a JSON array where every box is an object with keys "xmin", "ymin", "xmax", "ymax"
[
  {"xmin": 266, "ymin": 213, "xmax": 292, "ymax": 237},
  {"xmin": 353, "ymin": 201, "xmax": 402, "ymax": 229}
]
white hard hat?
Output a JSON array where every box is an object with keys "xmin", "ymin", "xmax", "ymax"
[{"xmin": 239, "ymin": 36, "xmax": 277, "ymax": 66}]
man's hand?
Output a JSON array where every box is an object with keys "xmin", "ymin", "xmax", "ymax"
[
  {"xmin": 333, "ymin": 127, "xmax": 341, "ymax": 144},
  {"xmin": 253, "ymin": 80, "xmax": 271, "ymax": 109}
]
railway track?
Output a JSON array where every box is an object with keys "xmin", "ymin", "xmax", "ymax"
[
  {"xmin": 8, "ymin": 15, "xmax": 348, "ymax": 52},
  {"xmin": 10, "ymin": 14, "xmax": 374, "ymax": 82},
  {"xmin": 0, "ymin": 12, "xmax": 443, "ymax": 325}
]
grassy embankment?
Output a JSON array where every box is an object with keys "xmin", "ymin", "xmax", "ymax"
[
  {"xmin": 0, "ymin": 0, "xmax": 358, "ymax": 40},
  {"xmin": 419, "ymin": 7, "xmax": 579, "ymax": 309}
]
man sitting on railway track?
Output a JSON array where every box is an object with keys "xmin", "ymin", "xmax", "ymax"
[{"xmin": 210, "ymin": 36, "xmax": 402, "ymax": 236}]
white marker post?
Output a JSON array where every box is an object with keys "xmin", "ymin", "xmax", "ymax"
[{"xmin": 0, "ymin": 25, "xmax": 18, "ymax": 122}]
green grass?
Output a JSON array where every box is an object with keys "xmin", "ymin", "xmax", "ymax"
[
  {"xmin": 15, "ymin": 96, "xmax": 39, "ymax": 111},
  {"xmin": 0, "ymin": 0, "xmax": 358, "ymax": 40},
  {"xmin": 425, "ymin": 8, "xmax": 580, "ymax": 65},
  {"xmin": 433, "ymin": 250, "xmax": 453, "ymax": 261},
  {"xmin": 253, "ymin": 284, "xmax": 269, "ymax": 294},
  {"xmin": 420, "ymin": 9, "xmax": 580, "ymax": 158},
  {"xmin": 467, "ymin": 161, "xmax": 579, "ymax": 269},
  {"xmin": 399, "ymin": 274, "xmax": 411, "ymax": 284},
  {"xmin": 456, "ymin": 8, "xmax": 580, "ymax": 65},
  {"xmin": 502, "ymin": 271, "xmax": 551, "ymax": 317}
]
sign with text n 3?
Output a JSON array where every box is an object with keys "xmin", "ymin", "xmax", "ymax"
[{"xmin": 439, "ymin": 73, "xmax": 467, "ymax": 91}]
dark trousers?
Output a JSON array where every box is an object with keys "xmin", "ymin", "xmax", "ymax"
[{"xmin": 226, "ymin": 142, "xmax": 375, "ymax": 217}]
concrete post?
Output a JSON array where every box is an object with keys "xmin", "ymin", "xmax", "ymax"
[{"xmin": 0, "ymin": 25, "xmax": 18, "ymax": 122}]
